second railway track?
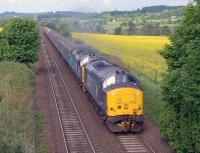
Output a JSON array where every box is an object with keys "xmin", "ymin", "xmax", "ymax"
[{"xmin": 42, "ymin": 40, "xmax": 97, "ymax": 153}]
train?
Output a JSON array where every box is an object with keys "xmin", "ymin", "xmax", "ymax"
[{"xmin": 43, "ymin": 27, "xmax": 144, "ymax": 133}]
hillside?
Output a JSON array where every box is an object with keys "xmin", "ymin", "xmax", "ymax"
[
  {"xmin": 41, "ymin": 5, "xmax": 184, "ymax": 35},
  {"xmin": 0, "ymin": 5, "xmax": 183, "ymax": 18},
  {"xmin": 0, "ymin": 5, "xmax": 184, "ymax": 35}
]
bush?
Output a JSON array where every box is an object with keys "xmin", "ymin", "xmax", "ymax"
[
  {"xmin": 0, "ymin": 18, "xmax": 40, "ymax": 64},
  {"xmin": 44, "ymin": 20, "xmax": 71, "ymax": 37},
  {"xmin": 114, "ymin": 26, "xmax": 122, "ymax": 35}
]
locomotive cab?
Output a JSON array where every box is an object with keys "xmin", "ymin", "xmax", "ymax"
[
  {"xmin": 84, "ymin": 59, "xmax": 144, "ymax": 133},
  {"xmin": 103, "ymin": 71, "xmax": 144, "ymax": 133}
]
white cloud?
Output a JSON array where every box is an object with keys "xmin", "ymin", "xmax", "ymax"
[{"xmin": 102, "ymin": 0, "xmax": 111, "ymax": 6}]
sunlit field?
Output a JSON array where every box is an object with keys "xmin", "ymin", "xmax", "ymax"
[
  {"xmin": 0, "ymin": 27, "xmax": 3, "ymax": 32},
  {"xmin": 73, "ymin": 33, "xmax": 169, "ymax": 82}
]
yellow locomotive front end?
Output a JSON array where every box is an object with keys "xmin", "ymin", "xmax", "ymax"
[{"xmin": 106, "ymin": 87, "xmax": 144, "ymax": 133}]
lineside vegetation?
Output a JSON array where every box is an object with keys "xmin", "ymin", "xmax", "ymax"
[
  {"xmin": 159, "ymin": 0, "xmax": 200, "ymax": 152},
  {"xmin": 0, "ymin": 62, "xmax": 47, "ymax": 153},
  {"xmin": 0, "ymin": 18, "xmax": 40, "ymax": 63},
  {"xmin": 0, "ymin": 18, "xmax": 48, "ymax": 152}
]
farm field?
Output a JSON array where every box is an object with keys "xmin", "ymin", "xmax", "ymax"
[
  {"xmin": 73, "ymin": 33, "xmax": 169, "ymax": 82},
  {"xmin": 73, "ymin": 33, "xmax": 170, "ymax": 124},
  {"xmin": 0, "ymin": 27, "xmax": 3, "ymax": 32}
]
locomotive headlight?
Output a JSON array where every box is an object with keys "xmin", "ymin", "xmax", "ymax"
[
  {"xmin": 124, "ymin": 104, "xmax": 129, "ymax": 109},
  {"xmin": 117, "ymin": 105, "xmax": 122, "ymax": 109},
  {"xmin": 130, "ymin": 97, "xmax": 135, "ymax": 102}
]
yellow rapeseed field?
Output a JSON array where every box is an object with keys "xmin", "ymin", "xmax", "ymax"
[{"xmin": 73, "ymin": 33, "xmax": 169, "ymax": 82}]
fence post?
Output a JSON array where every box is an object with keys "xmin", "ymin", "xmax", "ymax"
[{"xmin": 155, "ymin": 69, "xmax": 158, "ymax": 84}]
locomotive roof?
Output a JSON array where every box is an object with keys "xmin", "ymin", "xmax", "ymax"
[
  {"xmin": 86, "ymin": 59, "xmax": 122, "ymax": 80},
  {"xmin": 73, "ymin": 48, "xmax": 95, "ymax": 61}
]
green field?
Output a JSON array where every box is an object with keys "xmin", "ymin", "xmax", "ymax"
[{"xmin": 73, "ymin": 33, "xmax": 169, "ymax": 124}]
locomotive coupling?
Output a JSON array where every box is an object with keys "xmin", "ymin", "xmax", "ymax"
[{"xmin": 120, "ymin": 121, "xmax": 131, "ymax": 132}]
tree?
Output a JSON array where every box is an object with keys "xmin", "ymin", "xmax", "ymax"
[
  {"xmin": 154, "ymin": 22, "xmax": 161, "ymax": 35},
  {"xmin": 159, "ymin": 1, "xmax": 200, "ymax": 153},
  {"xmin": 142, "ymin": 23, "xmax": 154, "ymax": 35},
  {"xmin": 0, "ymin": 33, "xmax": 10, "ymax": 61},
  {"xmin": 127, "ymin": 21, "xmax": 137, "ymax": 35},
  {"xmin": 114, "ymin": 26, "xmax": 122, "ymax": 35},
  {"xmin": 46, "ymin": 22, "xmax": 57, "ymax": 31},
  {"xmin": 95, "ymin": 23, "xmax": 106, "ymax": 33},
  {"xmin": 160, "ymin": 26, "xmax": 171, "ymax": 36},
  {"xmin": 58, "ymin": 23, "xmax": 71, "ymax": 37},
  {"xmin": 0, "ymin": 18, "xmax": 40, "ymax": 63},
  {"xmin": 73, "ymin": 21, "xmax": 81, "ymax": 31}
]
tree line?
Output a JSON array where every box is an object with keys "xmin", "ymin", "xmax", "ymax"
[
  {"xmin": 115, "ymin": 21, "xmax": 171, "ymax": 36},
  {"xmin": 41, "ymin": 19, "xmax": 71, "ymax": 37}
]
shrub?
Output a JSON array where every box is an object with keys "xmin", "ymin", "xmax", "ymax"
[{"xmin": 0, "ymin": 18, "xmax": 40, "ymax": 64}]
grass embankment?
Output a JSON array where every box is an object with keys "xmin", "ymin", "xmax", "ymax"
[
  {"xmin": 0, "ymin": 62, "xmax": 48, "ymax": 153},
  {"xmin": 73, "ymin": 33, "xmax": 169, "ymax": 124}
]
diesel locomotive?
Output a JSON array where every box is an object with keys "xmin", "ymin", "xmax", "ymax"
[{"xmin": 43, "ymin": 27, "xmax": 144, "ymax": 133}]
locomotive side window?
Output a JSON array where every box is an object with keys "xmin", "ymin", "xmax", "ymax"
[
  {"xmin": 103, "ymin": 75, "xmax": 116, "ymax": 89},
  {"xmin": 80, "ymin": 56, "xmax": 89, "ymax": 66},
  {"xmin": 127, "ymin": 75, "xmax": 137, "ymax": 85},
  {"xmin": 116, "ymin": 71, "xmax": 126, "ymax": 83}
]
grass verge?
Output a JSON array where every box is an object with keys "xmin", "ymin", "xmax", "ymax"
[{"xmin": 0, "ymin": 61, "xmax": 48, "ymax": 153}]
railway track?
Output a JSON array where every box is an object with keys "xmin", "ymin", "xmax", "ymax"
[
  {"xmin": 118, "ymin": 134, "xmax": 156, "ymax": 153},
  {"xmin": 41, "ymin": 30, "xmax": 157, "ymax": 153},
  {"xmin": 42, "ymin": 41, "xmax": 97, "ymax": 153}
]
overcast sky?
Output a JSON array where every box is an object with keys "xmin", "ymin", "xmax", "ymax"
[{"xmin": 0, "ymin": 0, "xmax": 189, "ymax": 13}]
